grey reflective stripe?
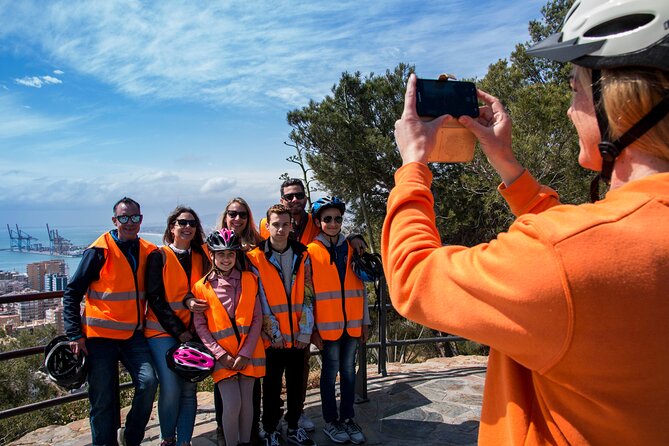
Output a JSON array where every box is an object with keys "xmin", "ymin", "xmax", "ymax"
[
  {"xmin": 347, "ymin": 319, "xmax": 363, "ymax": 328},
  {"xmin": 85, "ymin": 317, "xmax": 137, "ymax": 331},
  {"xmin": 318, "ymin": 318, "xmax": 363, "ymax": 331},
  {"xmin": 168, "ymin": 301, "xmax": 185, "ymax": 311},
  {"xmin": 318, "ymin": 321, "xmax": 345, "ymax": 331},
  {"xmin": 145, "ymin": 320, "xmax": 166, "ymax": 332},
  {"xmin": 212, "ymin": 328, "xmax": 237, "ymax": 340},
  {"xmin": 238, "ymin": 325, "xmax": 251, "ymax": 335},
  {"xmin": 249, "ymin": 357, "xmax": 265, "ymax": 367},
  {"xmin": 270, "ymin": 304, "xmax": 289, "ymax": 314},
  {"xmin": 137, "ymin": 291, "xmax": 146, "ymax": 301},
  {"xmin": 314, "ymin": 289, "xmax": 364, "ymax": 301},
  {"xmin": 293, "ymin": 303, "xmax": 303, "ymax": 313},
  {"xmin": 88, "ymin": 290, "xmax": 137, "ymax": 302}
]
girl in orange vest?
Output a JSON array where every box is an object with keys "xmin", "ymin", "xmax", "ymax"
[
  {"xmin": 308, "ymin": 197, "xmax": 371, "ymax": 445},
  {"xmin": 193, "ymin": 228, "xmax": 265, "ymax": 446},
  {"xmin": 214, "ymin": 197, "xmax": 263, "ymax": 443},
  {"xmin": 145, "ymin": 205, "xmax": 208, "ymax": 446}
]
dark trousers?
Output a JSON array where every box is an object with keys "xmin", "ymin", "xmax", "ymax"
[{"xmin": 262, "ymin": 347, "xmax": 308, "ymax": 432}]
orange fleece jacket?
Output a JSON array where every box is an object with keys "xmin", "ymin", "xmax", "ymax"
[{"xmin": 382, "ymin": 162, "xmax": 669, "ymax": 445}]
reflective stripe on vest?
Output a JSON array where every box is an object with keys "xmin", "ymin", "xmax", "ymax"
[
  {"xmin": 82, "ymin": 232, "xmax": 156, "ymax": 340},
  {"xmin": 193, "ymin": 271, "xmax": 265, "ymax": 382},
  {"xmin": 246, "ymin": 247, "xmax": 306, "ymax": 348},
  {"xmin": 308, "ymin": 240, "xmax": 364, "ymax": 341},
  {"xmin": 144, "ymin": 247, "xmax": 205, "ymax": 338}
]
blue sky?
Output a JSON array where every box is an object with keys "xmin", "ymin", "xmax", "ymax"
[{"xmin": 0, "ymin": 0, "xmax": 542, "ymax": 230}]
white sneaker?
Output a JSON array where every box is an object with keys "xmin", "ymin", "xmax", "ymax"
[
  {"xmin": 117, "ymin": 427, "xmax": 126, "ymax": 446},
  {"xmin": 343, "ymin": 419, "xmax": 366, "ymax": 444},
  {"xmin": 323, "ymin": 421, "xmax": 350, "ymax": 444},
  {"xmin": 298, "ymin": 413, "xmax": 315, "ymax": 432}
]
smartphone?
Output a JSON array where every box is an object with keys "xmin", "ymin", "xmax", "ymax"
[{"xmin": 415, "ymin": 78, "xmax": 479, "ymax": 118}]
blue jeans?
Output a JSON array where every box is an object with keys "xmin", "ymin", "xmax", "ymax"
[
  {"xmin": 320, "ymin": 332, "xmax": 359, "ymax": 423},
  {"xmin": 86, "ymin": 331, "xmax": 158, "ymax": 446},
  {"xmin": 147, "ymin": 336, "xmax": 198, "ymax": 445}
]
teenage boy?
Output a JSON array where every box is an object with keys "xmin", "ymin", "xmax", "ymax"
[
  {"xmin": 307, "ymin": 197, "xmax": 370, "ymax": 444},
  {"xmin": 63, "ymin": 197, "xmax": 158, "ymax": 446},
  {"xmin": 247, "ymin": 204, "xmax": 316, "ymax": 446}
]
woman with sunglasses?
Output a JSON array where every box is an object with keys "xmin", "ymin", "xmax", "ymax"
[
  {"xmin": 145, "ymin": 205, "xmax": 208, "ymax": 446},
  {"xmin": 214, "ymin": 197, "xmax": 263, "ymax": 443},
  {"xmin": 216, "ymin": 197, "xmax": 262, "ymax": 251},
  {"xmin": 307, "ymin": 196, "xmax": 370, "ymax": 445}
]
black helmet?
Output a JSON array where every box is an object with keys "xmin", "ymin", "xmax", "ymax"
[
  {"xmin": 44, "ymin": 335, "xmax": 88, "ymax": 391},
  {"xmin": 166, "ymin": 341, "xmax": 215, "ymax": 383},
  {"xmin": 353, "ymin": 252, "xmax": 384, "ymax": 282},
  {"xmin": 206, "ymin": 228, "xmax": 241, "ymax": 252},
  {"xmin": 311, "ymin": 196, "xmax": 346, "ymax": 220}
]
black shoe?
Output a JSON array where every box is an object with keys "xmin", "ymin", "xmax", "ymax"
[{"xmin": 286, "ymin": 427, "xmax": 315, "ymax": 446}]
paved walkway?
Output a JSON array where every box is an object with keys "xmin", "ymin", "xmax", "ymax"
[{"xmin": 10, "ymin": 356, "xmax": 487, "ymax": 446}]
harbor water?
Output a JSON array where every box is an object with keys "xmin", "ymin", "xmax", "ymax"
[{"xmin": 0, "ymin": 225, "xmax": 165, "ymax": 276}]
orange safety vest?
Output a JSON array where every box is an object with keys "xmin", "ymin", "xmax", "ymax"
[
  {"xmin": 83, "ymin": 232, "xmax": 156, "ymax": 339},
  {"xmin": 259, "ymin": 213, "xmax": 319, "ymax": 245},
  {"xmin": 192, "ymin": 271, "xmax": 266, "ymax": 382},
  {"xmin": 144, "ymin": 247, "xmax": 205, "ymax": 338},
  {"xmin": 308, "ymin": 240, "xmax": 365, "ymax": 340},
  {"xmin": 246, "ymin": 247, "xmax": 306, "ymax": 348}
]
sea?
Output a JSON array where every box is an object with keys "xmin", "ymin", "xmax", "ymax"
[{"xmin": 0, "ymin": 224, "xmax": 166, "ymax": 277}]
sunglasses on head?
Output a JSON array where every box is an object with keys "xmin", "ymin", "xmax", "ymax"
[
  {"xmin": 282, "ymin": 192, "xmax": 306, "ymax": 201},
  {"xmin": 322, "ymin": 215, "xmax": 343, "ymax": 224},
  {"xmin": 176, "ymin": 219, "xmax": 197, "ymax": 228},
  {"xmin": 227, "ymin": 210, "xmax": 248, "ymax": 219},
  {"xmin": 116, "ymin": 214, "xmax": 142, "ymax": 224}
]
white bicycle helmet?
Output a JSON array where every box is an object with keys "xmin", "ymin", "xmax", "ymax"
[
  {"xmin": 527, "ymin": 0, "xmax": 668, "ymax": 69},
  {"xmin": 528, "ymin": 0, "xmax": 669, "ymax": 201}
]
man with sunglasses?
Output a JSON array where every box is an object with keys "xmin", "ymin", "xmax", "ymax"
[
  {"xmin": 259, "ymin": 178, "xmax": 318, "ymax": 246},
  {"xmin": 63, "ymin": 197, "xmax": 158, "ymax": 446}
]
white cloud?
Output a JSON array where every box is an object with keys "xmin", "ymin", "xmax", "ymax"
[
  {"xmin": 0, "ymin": 0, "xmax": 538, "ymax": 107},
  {"xmin": 53, "ymin": 69, "xmax": 64, "ymax": 74},
  {"xmin": 14, "ymin": 75, "xmax": 62, "ymax": 88},
  {"xmin": 0, "ymin": 95, "xmax": 79, "ymax": 139},
  {"xmin": 200, "ymin": 177, "xmax": 237, "ymax": 194}
]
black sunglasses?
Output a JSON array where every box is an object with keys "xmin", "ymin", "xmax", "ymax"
[
  {"xmin": 227, "ymin": 210, "xmax": 248, "ymax": 219},
  {"xmin": 116, "ymin": 214, "xmax": 142, "ymax": 224},
  {"xmin": 176, "ymin": 219, "xmax": 198, "ymax": 228},
  {"xmin": 322, "ymin": 215, "xmax": 343, "ymax": 224},
  {"xmin": 282, "ymin": 192, "xmax": 306, "ymax": 201}
]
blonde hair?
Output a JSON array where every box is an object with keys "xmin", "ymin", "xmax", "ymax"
[
  {"xmin": 581, "ymin": 66, "xmax": 669, "ymax": 161},
  {"xmin": 215, "ymin": 197, "xmax": 262, "ymax": 251}
]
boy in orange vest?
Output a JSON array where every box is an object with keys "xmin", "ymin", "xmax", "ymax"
[
  {"xmin": 247, "ymin": 204, "xmax": 316, "ymax": 446},
  {"xmin": 307, "ymin": 197, "xmax": 371, "ymax": 445}
]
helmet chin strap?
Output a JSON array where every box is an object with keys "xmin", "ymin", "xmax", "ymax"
[{"xmin": 589, "ymin": 69, "xmax": 669, "ymax": 202}]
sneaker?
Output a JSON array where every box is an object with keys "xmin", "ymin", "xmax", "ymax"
[
  {"xmin": 286, "ymin": 427, "xmax": 315, "ymax": 446},
  {"xmin": 298, "ymin": 413, "xmax": 315, "ymax": 432},
  {"xmin": 264, "ymin": 431, "xmax": 281, "ymax": 446},
  {"xmin": 343, "ymin": 419, "xmax": 365, "ymax": 444},
  {"xmin": 160, "ymin": 439, "xmax": 176, "ymax": 446},
  {"xmin": 322, "ymin": 421, "xmax": 350, "ymax": 444},
  {"xmin": 116, "ymin": 427, "xmax": 126, "ymax": 446}
]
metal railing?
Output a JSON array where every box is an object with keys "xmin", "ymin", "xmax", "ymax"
[{"xmin": 0, "ymin": 279, "xmax": 467, "ymax": 420}]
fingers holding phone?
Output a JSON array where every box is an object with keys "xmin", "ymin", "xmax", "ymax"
[
  {"xmin": 394, "ymin": 74, "xmax": 450, "ymax": 165},
  {"xmin": 458, "ymin": 90, "xmax": 524, "ymax": 185}
]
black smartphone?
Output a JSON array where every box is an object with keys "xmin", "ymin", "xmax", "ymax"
[{"xmin": 415, "ymin": 78, "xmax": 479, "ymax": 118}]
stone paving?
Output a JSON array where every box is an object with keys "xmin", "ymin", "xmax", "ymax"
[{"xmin": 10, "ymin": 356, "xmax": 487, "ymax": 446}]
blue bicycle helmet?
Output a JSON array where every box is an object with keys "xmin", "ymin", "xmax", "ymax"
[{"xmin": 311, "ymin": 196, "xmax": 346, "ymax": 220}]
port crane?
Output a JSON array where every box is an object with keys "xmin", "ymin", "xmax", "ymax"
[
  {"xmin": 6, "ymin": 224, "xmax": 38, "ymax": 251},
  {"xmin": 46, "ymin": 224, "xmax": 74, "ymax": 255}
]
